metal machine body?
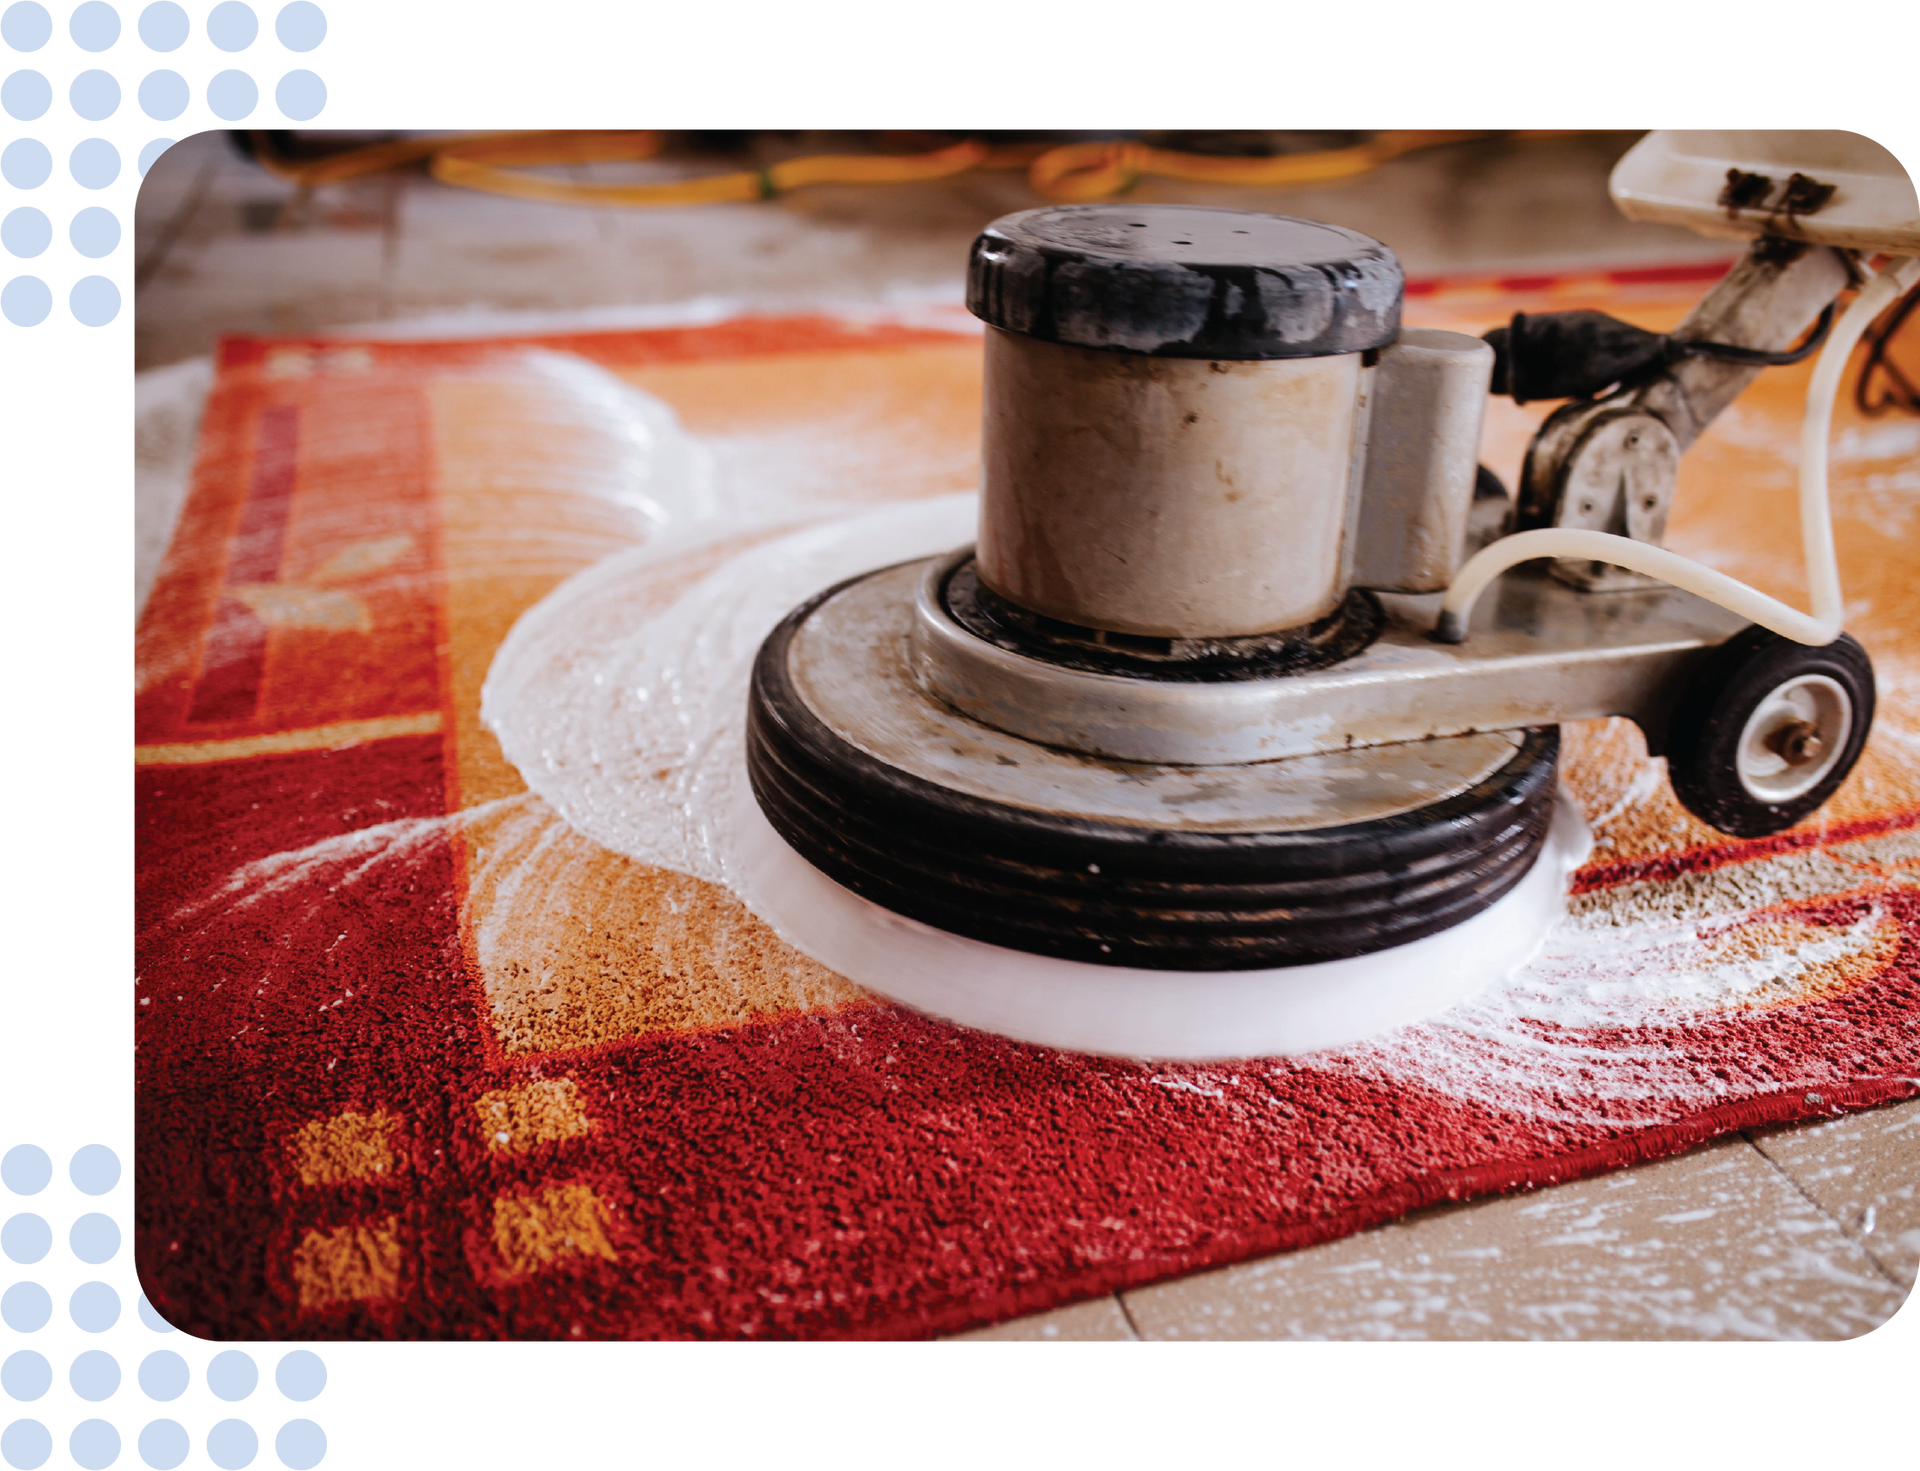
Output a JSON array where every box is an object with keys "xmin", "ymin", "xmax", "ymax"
[
  {"xmin": 1517, "ymin": 241, "xmax": 1851, "ymax": 592},
  {"xmin": 748, "ymin": 203, "xmax": 1563, "ymax": 970},
  {"xmin": 745, "ymin": 132, "xmax": 1914, "ymax": 972},
  {"xmin": 911, "ymin": 549, "xmax": 1746, "ymax": 767},
  {"xmin": 954, "ymin": 187, "xmax": 1880, "ymax": 772}
]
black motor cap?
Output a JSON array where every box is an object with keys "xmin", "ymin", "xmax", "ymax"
[{"xmin": 965, "ymin": 204, "xmax": 1404, "ymax": 360}]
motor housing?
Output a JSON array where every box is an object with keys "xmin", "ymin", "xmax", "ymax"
[
  {"xmin": 968, "ymin": 205, "xmax": 1495, "ymax": 638},
  {"xmin": 743, "ymin": 204, "xmax": 1556, "ymax": 972}
]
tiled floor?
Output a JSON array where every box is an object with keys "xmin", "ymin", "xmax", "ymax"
[
  {"xmin": 133, "ymin": 129, "xmax": 1919, "ymax": 1340},
  {"xmin": 966, "ymin": 1110, "xmax": 1920, "ymax": 1341}
]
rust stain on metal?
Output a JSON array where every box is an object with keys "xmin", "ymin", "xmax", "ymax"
[{"xmin": 1717, "ymin": 168, "xmax": 1836, "ymax": 232}]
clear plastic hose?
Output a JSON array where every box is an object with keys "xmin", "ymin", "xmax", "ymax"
[{"xmin": 1435, "ymin": 255, "xmax": 1920, "ymax": 644}]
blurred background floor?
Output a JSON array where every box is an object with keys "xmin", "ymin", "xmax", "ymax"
[
  {"xmin": 133, "ymin": 130, "xmax": 1741, "ymax": 371},
  {"xmin": 131, "ymin": 129, "xmax": 1919, "ymax": 1340}
]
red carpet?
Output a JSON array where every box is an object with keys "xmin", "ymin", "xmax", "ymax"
[{"xmin": 135, "ymin": 276, "xmax": 1920, "ymax": 1338}]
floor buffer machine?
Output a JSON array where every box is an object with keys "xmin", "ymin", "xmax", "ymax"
[{"xmin": 738, "ymin": 130, "xmax": 1920, "ymax": 1057}]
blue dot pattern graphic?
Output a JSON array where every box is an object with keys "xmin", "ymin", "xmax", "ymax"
[
  {"xmin": 64, "ymin": 0, "xmax": 125, "ymax": 56},
  {"xmin": 0, "ymin": 2, "xmax": 57, "ymax": 57},
  {"xmin": 0, "ymin": 65, "xmax": 54, "ymax": 124},
  {"xmin": 63, "ymin": 201, "xmax": 121, "ymax": 261},
  {"xmin": 0, "ymin": 1213, "xmax": 53, "ymax": 1275},
  {"xmin": 0, "ymin": 1144, "xmax": 330, "ymax": 1467},
  {"xmin": 64, "ymin": 1144, "xmax": 122, "ymax": 1205},
  {"xmin": 0, "ymin": 1421, "xmax": 55, "ymax": 1471},
  {"xmin": 266, "ymin": 1351, "xmax": 326, "ymax": 1413},
  {"xmin": 64, "ymin": 272, "xmax": 120, "ymax": 330},
  {"xmin": 137, "ymin": 1, "xmax": 194, "ymax": 55},
  {"xmin": 69, "ymin": 1211, "xmax": 121, "ymax": 1262},
  {"xmin": 0, "ymin": 201, "xmax": 51, "ymax": 259},
  {"xmin": 64, "ymin": 1213, "xmax": 125, "ymax": 1267},
  {"xmin": 204, "ymin": 1413, "xmax": 263, "ymax": 1471},
  {"xmin": 270, "ymin": 1413, "xmax": 330, "ymax": 1471},
  {"xmin": 69, "ymin": 138, "xmax": 120, "ymax": 189},
  {"xmin": 130, "ymin": 1298, "xmax": 173, "ymax": 1344},
  {"xmin": 129, "ymin": 132, "xmax": 174, "ymax": 176},
  {"xmin": 203, "ymin": 0, "xmax": 263, "ymax": 54},
  {"xmin": 134, "ymin": 1351, "xmax": 192, "ymax": 1413},
  {"xmin": 270, "ymin": 62, "xmax": 322, "ymax": 122},
  {"xmin": 200, "ymin": 63, "xmax": 257, "ymax": 123},
  {"xmin": 65, "ymin": 1351, "xmax": 124, "ymax": 1413},
  {"xmin": 274, "ymin": 0, "xmax": 326, "ymax": 53},
  {"xmin": 0, "ymin": 272, "xmax": 53, "ymax": 330},
  {"xmin": 0, "ymin": 1351, "xmax": 54, "ymax": 1405},
  {"xmin": 0, "ymin": 133, "xmax": 54, "ymax": 190},
  {"xmin": 65, "ymin": 1413, "xmax": 124, "ymax": 1471},
  {"xmin": 135, "ymin": 64, "xmax": 191, "ymax": 122},
  {"xmin": 62, "ymin": 1282, "xmax": 124, "ymax": 1344},
  {"xmin": 203, "ymin": 1351, "xmax": 263, "ymax": 1405},
  {"xmin": 0, "ymin": 2, "xmax": 326, "ymax": 330},
  {"xmin": 62, "ymin": 65, "xmax": 121, "ymax": 123},
  {"xmin": 0, "ymin": 1275, "xmax": 54, "ymax": 1336},
  {"xmin": 134, "ymin": 1413, "xmax": 192, "ymax": 1471}
]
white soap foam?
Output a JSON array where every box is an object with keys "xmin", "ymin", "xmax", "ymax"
[
  {"xmin": 721, "ymin": 770, "xmax": 1592, "ymax": 1059},
  {"xmin": 1326, "ymin": 905, "xmax": 1896, "ymax": 1125},
  {"xmin": 481, "ymin": 496, "xmax": 1595, "ymax": 1060},
  {"xmin": 477, "ymin": 348, "xmax": 721, "ymax": 529},
  {"xmin": 483, "ymin": 494, "xmax": 980, "ymax": 887},
  {"xmin": 132, "ymin": 304, "xmax": 1914, "ymax": 1109},
  {"xmin": 164, "ymin": 812, "xmax": 455, "ymax": 933}
]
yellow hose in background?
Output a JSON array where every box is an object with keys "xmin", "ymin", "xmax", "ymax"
[
  {"xmin": 1027, "ymin": 130, "xmax": 1484, "ymax": 202},
  {"xmin": 246, "ymin": 129, "xmax": 1503, "ymax": 208},
  {"xmin": 243, "ymin": 128, "xmax": 579, "ymax": 187}
]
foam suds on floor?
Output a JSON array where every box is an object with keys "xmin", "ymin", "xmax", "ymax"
[
  {"xmin": 478, "ymin": 487, "xmax": 1604, "ymax": 1059},
  {"xmin": 474, "ymin": 383, "xmax": 1909, "ymax": 1067},
  {"xmin": 1330, "ymin": 902, "xmax": 1903, "ymax": 1127},
  {"xmin": 483, "ymin": 494, "xmax": 978, "ymax": 887},
  {"xmin": 454, "ymin": 348, "xmax": 721, "ymax": 529}
]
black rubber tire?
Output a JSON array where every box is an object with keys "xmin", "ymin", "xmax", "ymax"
[
  {"xmin": 1665, "ymin": 625, "xmax": 1875, "ymax": 838},
  {"xmin": 745, "ymin": 584, "xmax": 1561, "ymax": 972}
]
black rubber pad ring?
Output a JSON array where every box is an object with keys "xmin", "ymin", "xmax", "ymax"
[{"xmin": 745, "ymin": 580, "xmax": 1560, "ymax": 971}]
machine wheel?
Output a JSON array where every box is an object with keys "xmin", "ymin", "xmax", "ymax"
[
  {"xmin": 746, "ymin": 577, "xmax": 1562, "ymax": 971},
  {"xmin": 1666, "ymin": 626, "xmax": 1875, "ymax": 838}
]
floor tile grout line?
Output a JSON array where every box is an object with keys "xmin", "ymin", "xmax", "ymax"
[
  {"xmin": 1738, "ymin": 1130, "xmax": 1907, "ymax": 1293},
  {"xmin": 1113, "ymin": 1289, "xmax": 1147, "ymax": 1341}
]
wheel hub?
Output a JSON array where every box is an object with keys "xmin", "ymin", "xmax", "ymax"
[{"xmin": 1736, "ymin": 673, "xmax": 1852, "ymax": 803}]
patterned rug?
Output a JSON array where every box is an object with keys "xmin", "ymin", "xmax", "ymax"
[{"xmin": 134, "ymin": 267, "xmax": 1920, "ymax": 1338}]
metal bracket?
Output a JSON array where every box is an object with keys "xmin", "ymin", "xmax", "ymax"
[
  {"xmin": 1517, "ymin": 238, "xmax": 1851, "ymax": 592},
  {"xmin": 910, "ymin": 548, "xmax": 1747, "ymax": 767}
]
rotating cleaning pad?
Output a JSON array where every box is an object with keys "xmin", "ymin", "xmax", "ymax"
[
  {"xmin": 136, "ymin": 287, "xmax": 1920, "ymax": 1338},
  {"xmin": 744, "ymin": 553, "xmax": 1565, "ymax": 976},
  {"xmin": 481, "ymin": 495, "xmax": 1586, "ymax": 1056}
]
